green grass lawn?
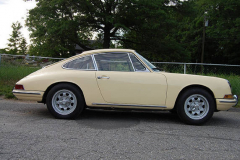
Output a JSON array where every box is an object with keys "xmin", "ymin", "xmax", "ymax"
[{"xmin": 0, "ymin": 64, "xmax": 40, "ymax": 98}]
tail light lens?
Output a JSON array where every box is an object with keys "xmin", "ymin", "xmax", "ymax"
[{"xmin": 15, "ymin": 84, "xmax": 24, "ymax": 90}]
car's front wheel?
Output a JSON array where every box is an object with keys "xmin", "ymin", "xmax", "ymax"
[
  {"xmin": 176, "ymin": 88, "xmax": 215, "ymax": 125},
  {"xmin": 46, "ymin": 83, "xmax": 85, "ymax": 119}
]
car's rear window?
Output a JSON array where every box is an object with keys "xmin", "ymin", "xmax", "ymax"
[{"xmin": 63, "ymin": 55, "xmax": 95, "ymax": 70}]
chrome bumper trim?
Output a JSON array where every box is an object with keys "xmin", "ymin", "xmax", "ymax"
[
  {"xmin": 92, "ymin": 103, "xmax": 167, "ymax": 108},
  {"xmin": 12, "ymin": 91, "xmax": 41, "ymax": 95},
  {"xmin": 233, "ymin": 95, "xmax": 238, "ymax": 107},
  {"xmin": 219, "ymin": 95, "xmax": 238, "ymax": 107}
]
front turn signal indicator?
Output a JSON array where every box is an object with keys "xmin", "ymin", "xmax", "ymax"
[
  {"xmin": 15, "ymin": 84, "xmax": 25, "ymax": 90},
  {"xmin": 223, "ymin": 94, "xmax": 234, "ymax": 99}
]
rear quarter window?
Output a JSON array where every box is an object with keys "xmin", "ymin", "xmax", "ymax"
[{"xmin": 63, "ymin": 56, "xmax": 95, "ymax": 70}]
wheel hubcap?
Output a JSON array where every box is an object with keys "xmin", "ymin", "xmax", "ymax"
[
  {"xmin": 52, "ymin": 89, "xmax": 77, "ymax": 115},
  {"xmin": 184, "ymin": 94, "xmax": 209, "ymax": 120}
]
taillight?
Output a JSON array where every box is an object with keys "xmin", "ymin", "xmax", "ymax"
[{"xmin": 15, "ymin": 84, "xmax": 24, "ymax": 90}]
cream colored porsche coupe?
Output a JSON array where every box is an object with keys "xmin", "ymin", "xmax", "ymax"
[{"xmin": 13, "ymin": 49, "xmax": 238, "ymax": 125}]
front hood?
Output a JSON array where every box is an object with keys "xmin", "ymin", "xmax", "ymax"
[
  {"xmin": 160, "ymin": 72, "xmax": 226, "ymax": 82},
  {"xmin": 158, "ymin": 72, "xmax": 231, "ymax": 99}
]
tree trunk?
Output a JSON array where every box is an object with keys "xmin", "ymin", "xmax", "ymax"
[{"xmin": 103, "ymin": 26, "xmax": 111, "ymax": 48}]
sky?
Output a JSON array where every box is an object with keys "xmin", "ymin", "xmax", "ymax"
[{"xmin": 0, "ymin": 0, "xmax": 36, "ymax": 49}]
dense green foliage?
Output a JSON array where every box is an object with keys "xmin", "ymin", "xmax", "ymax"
[
  {"xmin": 196, "ymin": 0, "xmax": 240, "ymax": 64},
  {"xmin": 26, "ymin": 0, "xmax": 143, "ymax": 57},
  {"xmin": 180, "ymin": 0, "xmax": 240, "ymax": 64},
  {"xmin": 25, "ymin": 0, "xmax": 240, "ymax": 64}
]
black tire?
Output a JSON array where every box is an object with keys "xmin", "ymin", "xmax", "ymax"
[
  {"xmin": 46, "ymin": 83, "xmax": 85, "ymax": 119},
  {"xmin": 176, "ymin": 87, "xmax": 215, "ymax": 125}
]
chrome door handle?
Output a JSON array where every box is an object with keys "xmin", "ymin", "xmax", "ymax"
[{"xmin": 97, "ymin": 76, "xmax": 110, "ymax": 79}]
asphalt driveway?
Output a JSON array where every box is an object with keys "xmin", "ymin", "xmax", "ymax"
[{"xmin": 0, "ymin": 98, "xmax": 240, "ymax": 159}]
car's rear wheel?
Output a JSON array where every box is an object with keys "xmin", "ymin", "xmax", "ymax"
[
  {"xmin": 46, "ymin": 84, "xmax": 85, "ymax": 119},
  {"xmin": 176, "ymin": 88, "xmax": 215, "ymax": 125}
]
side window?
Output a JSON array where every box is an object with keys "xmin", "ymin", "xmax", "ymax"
[
  {"xmin": 63, "ymin": 56, "xmax": 95, "ymax": 70},
  {"xmin": 94, "ymin": 53, "xmax": 134, "ymax": 72},
  {"xmin": 129, "ymin": 54, "xmax": 147, "ymax": 71}
]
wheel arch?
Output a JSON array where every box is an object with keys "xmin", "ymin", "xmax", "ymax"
[
  {"xmin": 41, "ymin": 82, "xmax": 86, "ymax": 105},
  {"xmin": 173, "ymin": 84, "xmax": 216, "ymax": 111}
]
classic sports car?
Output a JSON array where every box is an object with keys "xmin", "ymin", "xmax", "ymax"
[{"xmin": 13, "ymin": 49, "xmax": 238, "ymax": 125}]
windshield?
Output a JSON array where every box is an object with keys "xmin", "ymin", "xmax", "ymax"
[{"xmin": 135, "ymin": 52, "xmax": 160, "ymax": 72}]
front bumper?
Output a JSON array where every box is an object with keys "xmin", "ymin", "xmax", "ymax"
[
  {"xmin": 216, "ymin": 95, "xmax": 238, "ymax": 110},
  {"xmin": 233, "ymin": 95, "xmax": 238, "ymax": 107}
]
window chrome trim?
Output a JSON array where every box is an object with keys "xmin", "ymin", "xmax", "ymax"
[
  {"xmin": 91, "ymin": 54, "xmax": 98, "ymax": 71},
  {"xmin": 134, "ymin": 51, "xmax": 155, "ymax": 72},
  {"xmin": 62, "ymin": 55, "xmax": 97, "ymax": 71},
  {"xmin": 62, "ymin": 68, "xmax": 96, "ymax": 71},
  {"xmin": 92, "ymin": 103, "xmax": 166, "ymax": 108},
  {"xmin": 128, "ymin": 53, "xmax": 135, "ymax": 71},
  {"xmin": 129, "ymin": 53, "xmax": 150, "ymax": 72}
]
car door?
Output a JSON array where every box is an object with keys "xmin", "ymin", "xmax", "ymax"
[{"xmin": 94, "ymin": 52, "xmax": 167, "ymax": 106}]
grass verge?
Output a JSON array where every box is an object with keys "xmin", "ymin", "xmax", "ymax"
[{"xmin": 0, "ymin": 64, "xmax": 40, "ymax": 99}]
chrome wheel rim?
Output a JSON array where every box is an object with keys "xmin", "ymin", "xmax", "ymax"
[
  {"xmin": 52, "ymin": 89, "xmax": 77, "ymax": 115},
  {"xmin": 184, "ymin": 94, "xmax": 209, "ymax": 120}
]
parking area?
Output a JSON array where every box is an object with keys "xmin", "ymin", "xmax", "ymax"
[{"xmin": 1, "ymin": 98, "xmax": 240, "ymax": 159}]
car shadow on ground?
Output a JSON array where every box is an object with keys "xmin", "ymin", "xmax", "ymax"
[
  {"xmin": 74, "ymin": 109, "xmax": 182, "ymax": 129},
  {"xmin": 16, "ymin": 103, "xmax": 239, "ymax": 128},
  {"xmin": 76, "ymin": 109, "xmax": 240, "ymax": 128},
  {"xmin": 16, "ymin": 103, "xmax": 180, "ymax": 125}
]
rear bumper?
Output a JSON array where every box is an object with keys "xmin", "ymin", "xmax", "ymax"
[
  {"xmin": 12, "ymin": 90, "xmax": 44, "ymax": 101},
  {"xmin": 216, "ymin": 95, "xmax": 238, "ymax": 110}
]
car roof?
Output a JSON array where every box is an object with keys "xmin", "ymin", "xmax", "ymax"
[
  {"xmin": 43, "ymin": 49, "xmax": 137, "ymax": 70},
  {"xmin": 80, "ymin": 49, "xmax": 136, "ymax": 56},
  {"xmin": 50, "ymin": 49, "xmax": 136, "ymax": 67}
]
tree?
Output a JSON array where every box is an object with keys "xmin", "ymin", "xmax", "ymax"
[
  {"xmin": 7, "ymin": 21, "xmax": 28, "ymax": 55},
  {"xmin": 26, "ymin": 0, "xmax": 142, "ymax": 57},
  {"xmin": 0, "ymin": 48, "xmax": 7, "ymax": 54},
  {"xmin": 170, "ymin": 0, "xmax": 202, "ymax": 63},
  {"xmin": 175, "ymin": 0, "xmax": 240, "ymax": 64},
  {"xmin": 27, "ymin": 0, "xmax": 187, "ymax": 58},
  {"xmin": 201, "ymin": 0, "xmax": 240, "ymax": 64},
  {"xmin": 25, "ymin": 0, "xmax": 240, "ymax": 63},
  {"xmin": 122, "ymin": 0, "xmax": 192, "ymax": 62},
  {"xmin": 19, "ymin": 38, "xmax": 28, "ymax": 55}
]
